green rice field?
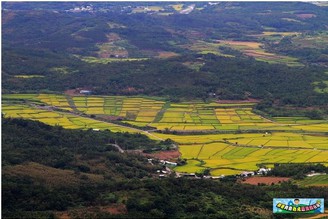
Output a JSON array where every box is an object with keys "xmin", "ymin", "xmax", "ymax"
[{"xmin": 295, "ymin": 175, "xmax": 328, "ymax": 187}]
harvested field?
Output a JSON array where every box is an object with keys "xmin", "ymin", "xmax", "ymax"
[
  {"xmin": 217, "ymin": 40, "xmax": 302, "ymax": 66},
  {"xmin": 157, "ymin": 51, "xmax": 179, "ymax": 58},
  {"xmin": 143, "ymin": 150, "xmax": 181, "ymax": 160},
  {"xmin": 241, "ymin": 176, "xmax": 290, "ymax": 185}
]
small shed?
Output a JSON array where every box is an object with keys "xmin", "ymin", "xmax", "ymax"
[{"xmin": 80, "ymin": 90, "xmax": 92, "ymax": 95}]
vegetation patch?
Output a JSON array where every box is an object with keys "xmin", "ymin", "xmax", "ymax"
[{"xmin": 14, "ymin": 75, "xmax": 45, "ymax": 78}]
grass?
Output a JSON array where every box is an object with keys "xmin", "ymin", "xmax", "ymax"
[
  {"xmin": 171, "ymin": 4, "xmax": 184, "ymax": 11},
  {"xmin": 147, "ymin": 6, "xmax": 163, "ymax": 11},
  {"xmin": 181, "ymin": 40, "xmax": 235, "ymax": 58},
  {"xmin": 296, "ymin": 175, "xmax": 328, "ymax": 187},
  {"xmin": 182, "ymin": 61, "xmax": 205, "ymax": 71},
  {"xmin": 79, "ymin": 56, "xmax": 148, "ymax": 64},
  {"xmin": 174, "ymin": 159, "xmax": 205, "ymax": 173},
  {"xmin": 313, "ymin": 81, "xmax": 328, "ymax": 93},
  {"xmin": 293, "ymin": 31, "xmax": 328, "ymax": 49},
  {"xmin": 14, "ymin": 75, "xmax": 45, "ymax": 78},
  {"xmin": 262, "ymin": 31, "xmax": 299, "ymax": 36},
  {"xmin": 2, "ymin": 94, "xmax": 38, "ymax": 99},
  {"xmin": 211, "ymin": 168, "xmax": 242, "ymax": 176}
]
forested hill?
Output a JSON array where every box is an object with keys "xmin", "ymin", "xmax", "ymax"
[
  {"xmin": 3, "ymin": 117, "xmax": 328, "ymax": 218},
  {"xmin": 3, "ymin": 53, "xmax": 328, "ymax": 106},
  {"xmin": 2, "ymin": 2, "xmax": 328, "ymax": 106}
]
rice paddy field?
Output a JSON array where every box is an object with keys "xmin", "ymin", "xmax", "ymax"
[
  {"xmin": 2, "ymin": 93, "xmax": 328, "ymax": 176},
  {"xmin": 1, "ymin": 103, "xmax": 144, "ymax": 133},
  {"xmin": 176, "ymin": 142, "xmax": 328, "ymax": 175},
  {"xmin": 217, "ymin": 40, "xmax": 303, "ymax": 67},
  {"xmin": 14, "ymin": 75, "xmax": 45, "ymax": 78},
  {"xmin": 180, "ymin": 39, "xmax": 302, "ymax": 66}
]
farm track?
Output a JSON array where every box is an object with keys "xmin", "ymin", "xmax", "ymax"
[
  {"xmin": 108, "ymin": 143, "xmax": 125, "ymax": 153},
  {"xmin": 153, "ymin": 102, "xmax": 171, "ymax": 123},
  {"xmin": 196, "ymin": 144, "xmax": 205, "ymax": 159},
  {"xmin": 179, "ymin": 139, "xmax": 328, "ymax": 151},
  {"xmin": 65, "ymin": 95, "xmax": 79, "ymax": 113}
]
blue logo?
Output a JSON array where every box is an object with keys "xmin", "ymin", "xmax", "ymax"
[{"xmin": 273, "ymin": 198, "xmax": 324, "ymax": 213}]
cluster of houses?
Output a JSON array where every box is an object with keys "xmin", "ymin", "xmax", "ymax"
[
  {"xmin": 240, "ymin": 168, "xmax": 271, "ymax": 177},
  {"xmin": 79, "ymin": 89, "xmax": 92, "ymax": 95},
  {"xmin": 157, "ymin": 166, "xmax": 272, "ymax": 179},
  {"xmin": 152, "ymin": 157, "xmax": 273, "ymax": 179},
  {"xmin": 68, "ymin": 5, "xmax": 93, "ymax": 12},
  {"xmin": 159, "ymin": 160, "xmax": 177, "ymax": 166}
]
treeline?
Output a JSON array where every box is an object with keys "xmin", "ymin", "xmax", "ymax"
[
  {"xmin": 268, "ymin": 163, "xmax": 328, "ymax": 179},
  {"xmin": 255, "ymin": 98, "xmax": 328, "ymax": 118},
  {"xmin": 265, "ymin": 35, "xmax": 328, "ymax": 66},
  {"xmin": 5, "ymin": 176, "xmax": 328, "ymax": 218}
]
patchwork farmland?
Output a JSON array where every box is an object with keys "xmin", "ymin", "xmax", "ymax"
[
  {"xmin": 181, "ymin": 38, "xmax": 302, "ymax": 67},
  {"xmin": 2, "ymin": 94, "xmax": 328, "ymax": 176}
]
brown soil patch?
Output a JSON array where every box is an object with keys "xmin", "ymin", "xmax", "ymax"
[
  {"xmin": 218, "ymin": 40, "xmax": 261, "ymax": 49},
  {"xmin": 101, "ymin": 204, "xmax": 127, "ymax": 215},
  {"xmin": 106, "ymin": 33, "xmax": 121, "ymax": 42},
  {"xmin": 55, "ymin": 204, "xmax": 127, "ymax": 219},
  {"xmin": 121, "ymin": 87, "xmax": 144, "ymax": 94},
  {"xmin": 241, "ymin": 176, "xmax": 290, "ymax": 185},
  {"xmin": 157, "ymin": 51, "xmax": 180, "ymax": 58},
  {"xmin": 296, "ymin": 13, "xmax": 316, "ymax": 19},
  {"xmin": 143, "ymin": 150, "xmax": 181, "ymax": 160},
  {"xmin": 64, "ymin": 89, "xmax": 80, "ymax": 96},
  {"xmin": 56, "ymin": 212, "xmax": 71, "ymax": 219},
  {"xmin": 64, "ymin": 88, "xmax": 93, "ymax": 96},
  {"xmin": 130, "ymin": 149, "xmax": 181, "ymax": 160},
  {"xmin": 244, "ymin": 50, "xmax": 281, "ymax": 60}
]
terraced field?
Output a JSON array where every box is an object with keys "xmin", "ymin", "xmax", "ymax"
[
  {"xmin": 37, "ymin": 94, "xmax": 72, "ymax": 111},
  {"xmin": 217, "ymin": 40, "xmax": 302, "ymax": 67},
  {"xmin": 1, "ymin": 103, "xmax": 143, "ymax": 133},
  {"xmin": 181, "ymin": 38, "xmax": 302, "ymax": 66},
  {"xmin": 7, "ymin": 94, "xmax": 326, "ymax": 133},
  {"xmin": 2, "ymin": 94, "xmax": 328, "ymax": 176}
]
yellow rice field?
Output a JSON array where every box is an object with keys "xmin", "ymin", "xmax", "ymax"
[{"xmin": 2, "ymin": 94, "xmax": 327, "ymax": 175}]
